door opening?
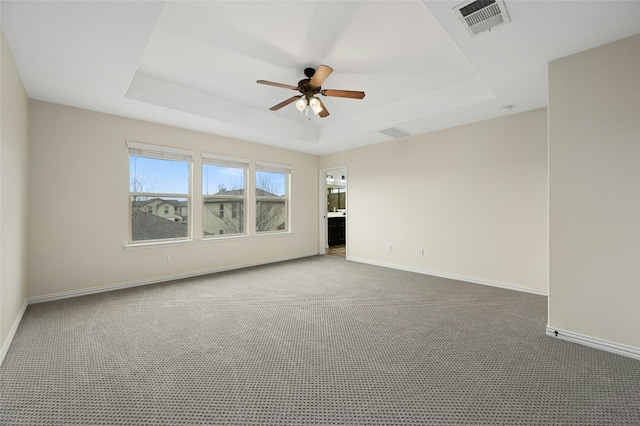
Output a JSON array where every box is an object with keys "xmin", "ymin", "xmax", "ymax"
[{"xmin": 321, "ymin": 167, "xmax": 347, "ymax": 258}]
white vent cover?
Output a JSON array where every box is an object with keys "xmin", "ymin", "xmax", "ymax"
[
  {"xmin": 454, "ymin": 0, "xmax": 511, "ymax": 36},
  {"xmin": 379, "ymin": 127, "xmax": 411, "ymax": 139}
]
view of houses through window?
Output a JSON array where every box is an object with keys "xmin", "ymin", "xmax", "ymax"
[
  {"xmin": 202, "ymin": 158, "xmax": 247, "ymax": 237},
  {"xmin": 129, "ymin": 152, "xmax": 191, "ymax": 242},
  {"xmin": 255, "ymin": 168, "xmax": 288, "ymax": 233},
  {"xmin": 129, "ymin": 144, "xmax": 289, "ymax": 244}
]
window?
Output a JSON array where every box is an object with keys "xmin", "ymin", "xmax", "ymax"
[
  {"xmin": 256, "ymin": 161, "xmax": 291, "ymax": 233},
  {"xmin": 128, "ymin": 142, "xmax": 192, "ymax": 243},
  {"xmin": 202, "ymin": 154, "xmax": 249, "ymax": 238}
]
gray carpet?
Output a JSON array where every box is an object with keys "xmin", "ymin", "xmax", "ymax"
[{"xmin": 1, "ymin": 255, "xmax": 639, "ymax": 425}]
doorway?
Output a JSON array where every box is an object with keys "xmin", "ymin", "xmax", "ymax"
[{"xmin": 320, "ymin": 167, "xmax": 347, "ymax": 258}]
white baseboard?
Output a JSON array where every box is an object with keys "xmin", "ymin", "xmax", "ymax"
[
  {"xmin": 28, "ymin": 252, "xmax": 319, "ymax": 304},
  {"xmin": 546, "ymin": 326, "xmax": 640, "ymax": 361},
  {"xmin": 0, "ymin": 299, "xmax": 28, "ymax": 367},
  {"xmin": 348, "ymin": 257, "xmax": 548, "ymax": 296}
]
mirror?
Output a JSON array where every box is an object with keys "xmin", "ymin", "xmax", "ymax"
[{"xmin": 328, "ymin": 187, "xmax": 346, "ymax": 211}]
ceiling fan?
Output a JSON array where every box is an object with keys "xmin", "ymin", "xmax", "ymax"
[{"xmin": 257, "ymin": 65, "xmax": 365, "ymax": 118}]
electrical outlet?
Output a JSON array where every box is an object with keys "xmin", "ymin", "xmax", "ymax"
[
  {"xmin": 418, "ymin": 249, "xmax": 424, "ymax": 257},
  {"xmin": 164, "ymin": 254, "xmax": 170, "ymax": 262},
  {"xmin": 387, "ymin": 245, "xmax": 392, "ymax": 252}
]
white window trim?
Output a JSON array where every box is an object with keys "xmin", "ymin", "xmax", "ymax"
[
  {"xmin": 199, "ymin": 234, "xmax": 252, "ymax": 243},
  {"xmin": 127, "ymin": 141, "xmax": 193, "ymax": 245},
  {"xmin": 202, "ymin": 153, "xmax": 249, "ymax": 239},
  {"xmin": 123, "ymin": 239, "xmax": 195, "ymax": 250},
  {"xmin": 128, "ymin": 141, "xmax": 194, "ymax": 162},
  {"xmin": 202, "ymin": 153, "xmax": 250, "ymax": 169},
  {"xmin": 255, "ymin": 160, "xmax": 292, "ymax": 174},
  {"xmin": 255, "ymin": 161, "xmax": 291, "ymax": 234}
]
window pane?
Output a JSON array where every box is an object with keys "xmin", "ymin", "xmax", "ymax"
[
  {"xmin": 203, "ymin": 198, "xmax": 245, "ymax": 236},
  {"xmin": 256, "ymin": 170, "xmax": 288, "ymax": 233},
  {"xmin": 203, "ymin": 164, "xmax": 246, "ymax": 237},
  {"xmin": 256, "ymin": 171, "xmax": 285, "ymax": 196},
  {"xmin": 256, "ymin": 199, "xmax": 287, "ymax": 232},
  {"xmin": 203, "ymin": 164, "xmax": 245, "ymax": 195},
  {"xmin": 130, "ymin": 156, "xmax": 189, "ymax": 194},
  {"xmin": 129, "ymin": 151, "xmax": 191, "ymax": 243},
  {"xmin": 131, "ymin": 196, "xmax": 188, "ymax": 241}
]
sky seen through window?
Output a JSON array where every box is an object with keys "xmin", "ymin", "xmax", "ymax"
[{"xmin": 130, "ymin": 157, "xmax": 285, "ymax": 196}]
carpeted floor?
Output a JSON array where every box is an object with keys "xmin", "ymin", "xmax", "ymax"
[{"xmin": 1, "ymin": 255, "xmax": 639, "ymax": 425}]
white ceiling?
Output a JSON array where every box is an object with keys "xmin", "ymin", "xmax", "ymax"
[{"xmin": 2, "ymin": 1, "xmax": 639, "ymax": 155}]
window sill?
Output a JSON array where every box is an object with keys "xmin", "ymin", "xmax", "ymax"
[
  {"xmin": 124, "ymin": 232, "xmax": 293, "ymax": 249},
  {"xmin": 124, "ymin": 239, "xmax": 195, "ymax": 250},
  {"xmin": 200, "ymin": 235, "xmax": 251, "ymax": 243},
  {"xmin": 255, "ymin": 230, "xmax": 292, "ymax": 238}
]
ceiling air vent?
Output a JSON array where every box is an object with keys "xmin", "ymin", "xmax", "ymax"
[
  {"xmin": 454, "ymin": 0, "xmax": 511, "ymax": 36},
  {"xmin": 379, "ymin": 127, "xmax": 411, "ymax": 139}
]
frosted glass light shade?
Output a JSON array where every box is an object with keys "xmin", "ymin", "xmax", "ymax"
[
  {"xmin": 309, "ymin": 97, "xmax": 323, "ymax": 115},
  {"xmin": 295, "ymin": 98, "xmax": 307, "ymax": 112}
]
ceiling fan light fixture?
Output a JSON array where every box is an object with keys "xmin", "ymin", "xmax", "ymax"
[
  {"xmin": 309, "ymin": 97, "xmax": 323, "ymax": 115},
  {"xmin": 295, "ymin": 97, "xmax": 307, "ymax": 112}
]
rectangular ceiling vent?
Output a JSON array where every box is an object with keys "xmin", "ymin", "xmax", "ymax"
[
  {"xmin": 379, "ymin": 127, "xmax": 411, "ymax": 139},
  {"xmin": 454, "ymin": 0, "xmax": 511, "ymax": 36}
]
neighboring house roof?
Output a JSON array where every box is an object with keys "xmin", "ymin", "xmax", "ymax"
[
  {"xmin": 204, "ymin": 189, "xmax": 281, "ymax": 201},
  {"xmin": 212, "ymin": 189, "xmax": 245, "ymax": 196},
  {"xmin": 132, "ymin": 210, "xmax": 188, "ymax": 241},
  {"xmin": 133, "ymin": 198, "xmax": 187, "ymax": 208},
  {"xmin": 255, "ymin": 189, "xmax": 281, "ymax": 197}
]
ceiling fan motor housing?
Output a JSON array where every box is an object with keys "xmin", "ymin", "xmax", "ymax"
[{"xmin": 298, "ymin": 79, "xmax": 321, "ymax": 99}]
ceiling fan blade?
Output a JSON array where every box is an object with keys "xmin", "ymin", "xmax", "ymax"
[
  {"xmin": 321, "ymin": 89, "xmax": 366, "ymax": 99},
  {"xmin": 269, "ymin": 96, "xmax": 301, "ymax": 111},
  {"xmin": 317, "ymin": 98, "xmax": 330, "ymax": 118},
  {"xmin": 309, "ymin": 65, "xmax": 333, "ymax": 87},
  {"xmin": 257, "ymin": 80, "xmax": 299, "ymax": 91}
]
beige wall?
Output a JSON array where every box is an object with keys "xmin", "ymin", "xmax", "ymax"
[
  {"xmin": 1, "ymin": 31, "xmax": 29, "ymax": 360},
  {"xmin": 320, "ymin": 108, "xmax": 548, "ymax": 294},
  {"xmin": 27, "ymin": 101, "xmax": 319, "ymax": 299},
  {"xmin": 548, "ymin": 34, "xmax": 640, "ymax": 348}
]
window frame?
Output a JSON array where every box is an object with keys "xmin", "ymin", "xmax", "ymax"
[
  {"xmin": 202, "ymin": 153, "xmax": 249, "ymax": 240},
  {"xmin": 127, "ymin": 141, "xmax": 193, "ymax": 245},
  {"xmin": 255, "ymin": 161, "xmax": 292, "ymax": 235}
]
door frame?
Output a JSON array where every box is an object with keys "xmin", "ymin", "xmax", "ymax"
[{"xmin": 318, "ymin": 166, "xmax": 348, "ymax": 255}]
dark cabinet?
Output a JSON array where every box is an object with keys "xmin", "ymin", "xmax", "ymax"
[{"xmin": 328, "ymin": 216, "xmax": 345, "ymax": 246}]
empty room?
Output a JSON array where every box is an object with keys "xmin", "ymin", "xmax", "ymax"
[{"xmin": 1, "ymin": 1, "xmax": 639, "ymax": 424}]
